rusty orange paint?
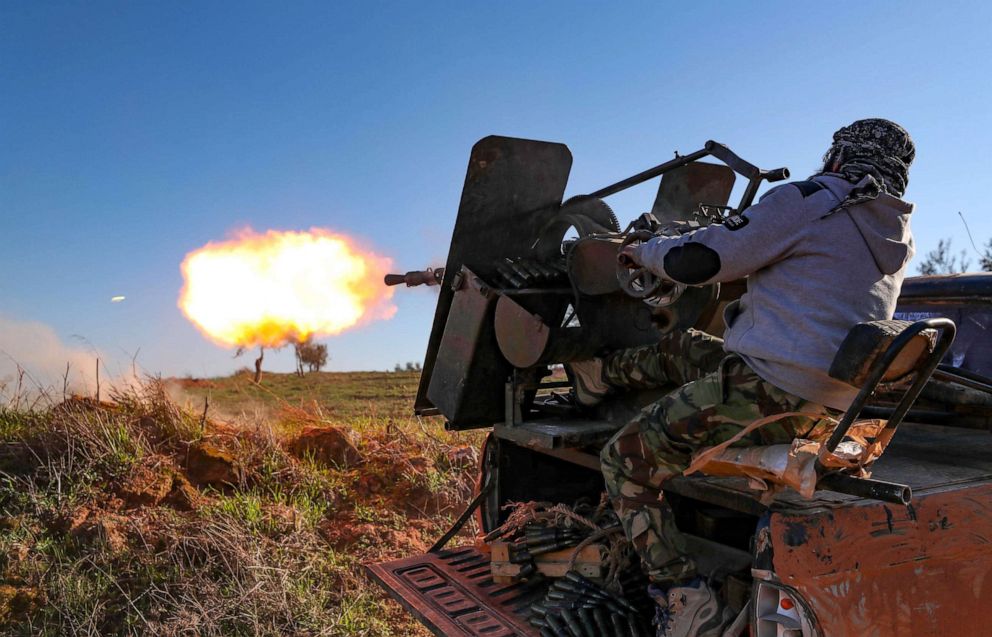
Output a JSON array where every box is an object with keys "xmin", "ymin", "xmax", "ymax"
[{"xmin": 769, "ymin": 484, "xmax": 992, "ymax": 636}]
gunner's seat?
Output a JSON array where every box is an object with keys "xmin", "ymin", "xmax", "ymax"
[{"xmin": 688, "ymin": 318, "xmax": 957, "ymax": 504}]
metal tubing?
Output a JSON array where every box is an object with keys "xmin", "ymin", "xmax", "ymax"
[
  {"xmin": 764, "ymin": 167, "xmax": 790, "ymax": 182},
  {"xmin": 428, "ymin": 475, "xmax": 494, "ymax": 552},
  {"xmin": 819, "ymin": 473, "xmax": 912, "ymax": 505},
  {"xmin": 496, "ymin": 287, "xmax": 574, "ymax": 296},
  {"xmin": 590, "ymin": 148, "xmax": 710, "ymax": 199},
  {"xmin": 738, "ymin": 178, "xmax": 764, "ymax": 213},
  {"xmin": 704, "ymin": 140, "xmax": 760, "ymax": 179},
  {"xmin": 589, "ymin": 141, "xmax": 789, "ymax": 226},
  {"xmin": 933, "ymin": 366, "xmax": 992, "ymax": 395},
  {"xmin": 859, "ymin": 405, "xmax": 982, "ymax": 428},
  {"xmin": 704, "ymin": 140, "xmax": 789, "ymax": 184}
]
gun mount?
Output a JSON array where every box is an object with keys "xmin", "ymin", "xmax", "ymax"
[
  {"xmin": 400, "ymin": 136, "xmax": 787, "ymax": 430},
  {"xmin": 370, "ymin": 136, "xmax": 992, "ymax": 637}
]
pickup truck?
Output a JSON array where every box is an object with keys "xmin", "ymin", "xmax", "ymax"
[{"xmin": 368, "ymin": 136, "xmax": 992, "ymax": 637}]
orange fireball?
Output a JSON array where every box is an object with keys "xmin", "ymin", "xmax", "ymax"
[{"xmin": 179, "ymin": 228, "xmax": 396, "ymax": 348}]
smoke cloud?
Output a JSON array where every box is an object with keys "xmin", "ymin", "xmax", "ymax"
[{"xmin": 0, "ymin": 315, "xmax": 104, "ymax": 400}]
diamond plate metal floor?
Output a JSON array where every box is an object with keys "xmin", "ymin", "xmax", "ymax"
[{"xmin": 366, "ymin": 546, "xmax": 548, "ymax": 636}]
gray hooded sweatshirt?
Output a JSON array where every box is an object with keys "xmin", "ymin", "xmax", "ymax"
[{"xmin": 633, "ymin": 174, "xmax": 915, "ymax": 410}]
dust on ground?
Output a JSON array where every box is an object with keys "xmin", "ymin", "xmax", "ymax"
[{"xmin": 0, "ymin": 371, "xmax": 484, "ymax": 636}]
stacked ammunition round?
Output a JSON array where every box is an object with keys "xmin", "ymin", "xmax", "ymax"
[
  {"xmin": 504, "ymin": 523, "xmax": 587, "ymax": 567},
  {"xmin": 617, "ymin": 571, "xmax": 655, "ymax": 617},
  {"xmin": 494, "ymin": 256, "xmax": 568, "ymax": 289},
  {"xmin": 527, "ymin": 570, "xmax": 651, "ymax": 637}
]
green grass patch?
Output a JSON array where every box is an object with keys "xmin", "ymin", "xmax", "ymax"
[{"xmin": 0, "ymin": 372, "xmax": 487, "ymax": 635}]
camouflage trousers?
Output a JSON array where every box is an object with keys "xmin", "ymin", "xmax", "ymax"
[{"xmin": 600, "ymin": 329, "xmax": 836, "ymax": 585}]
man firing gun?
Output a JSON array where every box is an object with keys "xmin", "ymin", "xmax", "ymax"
[{"xmin": 568, "ymin": 119, "xmax": 917, "ymax": 636}]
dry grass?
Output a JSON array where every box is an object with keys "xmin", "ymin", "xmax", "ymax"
[{"xmin": 0, "ymin": 372, "xmax": 484, "ymax": 636}]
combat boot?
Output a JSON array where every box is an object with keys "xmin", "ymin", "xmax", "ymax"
[
  {"xmin": 567, "ymin": 358, "xmax": 610, "ymax": 406},
  {"xmin": 651, "ymin": 579, "xmax": 731, "ymax": 637}
]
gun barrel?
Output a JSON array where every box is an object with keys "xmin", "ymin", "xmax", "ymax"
[{"xmin": 383, "ymin": 268, "xmax": 444, "ymax": 287}]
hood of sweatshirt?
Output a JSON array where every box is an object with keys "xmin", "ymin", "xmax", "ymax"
[{"xmin": 815, "ymin": 175, "xmax": 915, "ymax": 275}]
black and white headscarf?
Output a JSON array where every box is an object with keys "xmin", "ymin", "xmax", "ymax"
[{"xmin": 819, "ymin": 118, "xmax": 915, "ymax": 210}]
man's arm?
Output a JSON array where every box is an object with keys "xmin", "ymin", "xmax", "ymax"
[{"xmin": 628, "ymin": 183, "xmax": 816, "ymax": 284}]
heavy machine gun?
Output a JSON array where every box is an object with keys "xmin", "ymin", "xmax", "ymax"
[
  {"xmin": 406, "ymin": 137, "xmax": 789, "ymax": 430},
  {"xmin": 386, "ymin": 136, "xmax": 962, "ymax": 503},
  {"xmin": 371, "ymin": 135, "xmax": 992, "ymax": 637}
]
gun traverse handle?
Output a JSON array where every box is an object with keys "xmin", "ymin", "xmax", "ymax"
[
  {"xmin": 705, "ymin": 140, "xmax": 789, "ymax": 184},
  {"xmin": 763, "ymin": 167, "xmax": 790, "ymax": 182},
  {"xmin": 705, "ymin": 140, "xmax": 760, "ymax": 179}
]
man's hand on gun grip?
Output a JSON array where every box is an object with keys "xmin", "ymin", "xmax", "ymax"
[{"xmin": 618, "ymin": 245, "xmax": 641, "ymax": 269}]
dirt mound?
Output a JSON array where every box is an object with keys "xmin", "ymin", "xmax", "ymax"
[
  {"xmin": 113, "ymin": 456, "xmax": 202, "ymax": 511},
  {"xmin": 0, "ymin": 375, "xmax": 481, "ymax": 635},
  {"xmin": 186, "ymin": 440, "xmax": 240, "ymax": 487},
  {"xmin": 318, "ymin": 513, "xmax": 432, "ymax": 555},
  {"xmin": 116, "ymin": 456, "xmax": 175, "ymax": 507},
  {"xmin": 286, "ymin": 425, "xmax": 363, "ymax": 468},
  {"xmin": 0, "ymin": 584, "xmax": 42, "ymax": 624},
  {"xmin": 69, "ymin": 511, "xmax": 130, "ymax": 554},
  {"xmin": 164, "ymin": 472, "xmax": 200, "ymax": 511}
]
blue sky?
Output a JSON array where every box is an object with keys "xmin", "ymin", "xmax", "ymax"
[{"xmin": 2, "ymin": 1, "xmax": 990, "ymax": 383}]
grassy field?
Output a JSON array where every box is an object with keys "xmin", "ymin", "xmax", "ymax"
[
  {"xmin": 0, "ymin": 370, "xmax": 485, "ymax": 636},
  {"xmin": 171, "ymin": 370, "xmax": 427, "ymax": 424}
]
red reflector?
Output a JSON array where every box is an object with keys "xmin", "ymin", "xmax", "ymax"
[{"xmin": 780, "ymin": 597, "xmax": 795, "ymax": 610}]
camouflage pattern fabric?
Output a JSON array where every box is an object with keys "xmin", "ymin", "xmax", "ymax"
[
  {"xmin": 600, "ymin": 330, "xmax": 837, "ymax": 585},
  {"xmin": 820, "ymin": 118, "xmax": 915, "ymax": 206},
  {"xmin": 602, "ymin": 329, "xmax": 727, "ymax": 390}
]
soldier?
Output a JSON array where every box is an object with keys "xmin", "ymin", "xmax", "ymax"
[{"xmin": 570, "ymin": 119, "xmax": 917, "ymax": 637}]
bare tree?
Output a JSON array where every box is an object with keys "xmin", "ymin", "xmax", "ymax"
[
  {"xmin": 917, "ymin": 238, "xmax": 971, "ymax": 275},
  {"xmin": 235, "ymin": 346, "xmax": 266, "ymax": 384},
  {"xmin": 253, "ymin": 347, "xmax": 264, "ymax": 384},
  {"xmin": 293, "ymin": 338, "xmax": 328, "ymax": 374},
  {"xmin": 982, "ymin": 239, "xmax": 992, "ymax": 273},
  {"xmin": 292, "ymin": 340, "xmax": 306, "ymax": 377}
]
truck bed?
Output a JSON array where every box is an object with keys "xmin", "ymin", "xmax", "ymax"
[
  {"xmin": 366, "ymin": 423, "xmax": 992, "ymax": 636},
  {"xmin": 665, "ymin": 423, "xmax": 992, "ymax": 515}
]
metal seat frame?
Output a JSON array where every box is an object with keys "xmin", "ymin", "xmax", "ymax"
[{"xmin": 814, "ymin": 318, "xmax": 957, "ymax": 504}]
